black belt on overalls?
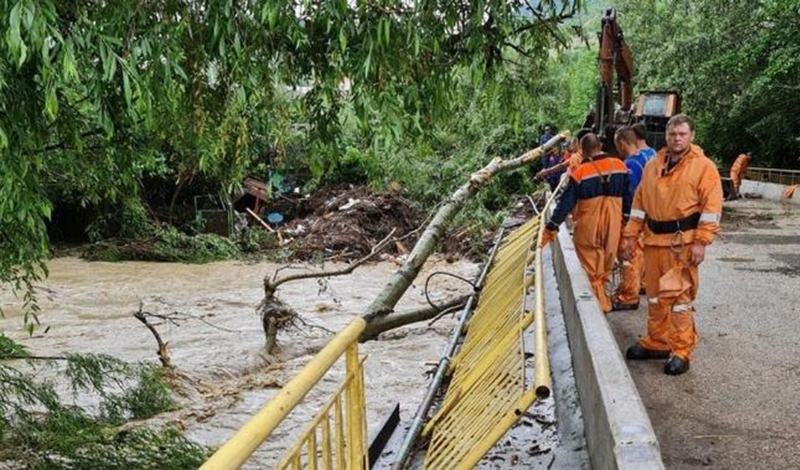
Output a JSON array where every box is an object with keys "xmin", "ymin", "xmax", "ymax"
[{"xmin": 647, "ymin": 213, "xmax": 701, "ymax": 234}]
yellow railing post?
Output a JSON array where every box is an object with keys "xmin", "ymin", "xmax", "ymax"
[
  {"xmin": 346, "ymin": 342, "xmax": 367, "ymax": 469},
  {"xmin": 200, "ymin": 318, "xmax": 366, "ymax": 470}
]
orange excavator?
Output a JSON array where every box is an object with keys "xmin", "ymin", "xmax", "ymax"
[
  {"xmin": 582, "ymin": 8, "xmax": 681, "ymax": 153},
  {"xmin": 583, "ymin": 8, "xmax": 733, "ymax": 196}
]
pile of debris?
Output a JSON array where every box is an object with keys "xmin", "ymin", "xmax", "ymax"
[{"xmin": 281, "ymin": 185, "xmax": 423, "ymax": 260}]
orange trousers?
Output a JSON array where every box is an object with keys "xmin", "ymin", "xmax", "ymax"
[
  {"xmin": 731, "ymin": 174, "xmax": 742, "ymax": 195},
  {"xmin": 573, "ymin": 213, "xmax": 620, "ymax": 313},
  {"xmin": 615, "ymin": 236, "xmax": 644, "ymax": 305},
  {"xmin": 638, "ymin": 245, "xmax": 700, "ymax": 361}
]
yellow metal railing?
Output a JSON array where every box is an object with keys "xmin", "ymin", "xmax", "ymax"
[
  {"xmin": 420, "ymin": 182, "xmax": 560, "ymax": 469},
  {"xmin": 420, "ymin": 218, "xmax": 544, "ymax": 469},
  {"xmin": 200, "ymin": 319, "xmax": 368, "ymax": 470},
  {"xmin": 277, "ymin": 352, "xmax": 367, "ymax": 469}
]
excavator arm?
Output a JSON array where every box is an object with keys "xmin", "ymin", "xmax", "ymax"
[
  {"xmin": 582, "ymin": 7, "xmax": 680, "ymax": 153},
  {"xmin": 595, "ymin": 8, "xmax": 634, "ymax": 141}
]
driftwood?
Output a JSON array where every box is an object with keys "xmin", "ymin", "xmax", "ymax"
[
  {"xmin": 133, "ymin": 306, "xmax": 172, "ymax": 368},
  {"xmin": 131, "ymin": 303, "xmax": 243, "ymax": 366},
  {"xmin": 359, "ymin": 131, "xmax": 568, "ymax": 340},
  {"xmin": 258, "ymin": 229, "xmax": 399, "ymax": 353}
]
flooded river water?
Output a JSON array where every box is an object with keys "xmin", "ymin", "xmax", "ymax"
[{"xmin": 0, "ymin": 256, "xmax": 478, "ymax": 467}]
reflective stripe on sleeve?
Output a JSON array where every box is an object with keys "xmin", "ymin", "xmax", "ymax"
[
  {"xmin": 673, "ymin": 303, "xmax": 694, "ymax": 313},
  {"xmin": 699, "ymin": 213, "xmax": 720, "ymax": 223},
  {"xmin": 648, "ymin": 297, "xmax": 659, "ymax": 304},
  {"xmin": 631, "ymin": 209, "xmax": 646, "ymax": 220}
]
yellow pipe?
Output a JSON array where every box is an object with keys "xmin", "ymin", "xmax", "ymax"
[
  {"xmin": 200, "ymin": 317, "xmax": 367, "ymax": 470},
  {"xmin": 532, "ymin": 177, "xmax": 566, "ymax": 399}
]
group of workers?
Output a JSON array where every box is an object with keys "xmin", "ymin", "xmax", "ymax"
[{"xmin": 537, "ymin": 115, "xmax": 724, "ymax": 376}]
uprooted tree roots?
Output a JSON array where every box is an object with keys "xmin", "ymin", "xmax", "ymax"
[{"xmin": 257, "ymin": 229, "xmax": 399, "ymax": 353}]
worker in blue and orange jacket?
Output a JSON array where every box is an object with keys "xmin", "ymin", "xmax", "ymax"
[
  {"xmin": 612, "ymin": 126, "xmax": 656, "ymax": 310},
  {"xmin": 621, "ymin": 113, "xmax": 723, "ymax": 376},
  {"xmin": 540, "ymin": 133, "xmax": 632, "ymax": 313}
]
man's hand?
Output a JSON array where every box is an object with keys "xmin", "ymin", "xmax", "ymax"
[
  {"xmin": 535, "ymin": 169, "xmax": 547, "ymax": 180},
  {"xmin": 689, "ymin": 242, "xmax": 706, "ymax": 265},
  {"xmin": 620, "ymin": 237, "xmax": 636, "ymax": 261},
  {"xmin": 539, "ymin": 229, "xmax": 557, "ymax": 248}
]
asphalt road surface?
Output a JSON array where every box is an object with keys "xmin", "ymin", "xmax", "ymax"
[{"xmin": 607, "ymin": 198, "xmax": 800, "ymax": 469}]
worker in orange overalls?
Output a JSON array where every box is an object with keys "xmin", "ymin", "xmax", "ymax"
[
  {"xmin": 621, "ymin": 114, "xmax": 722, "ymax": 376},
  {"xmin": 540, "ymin": 133, "xmax": 631, "ymax": 313},
  {"xmin": 612, "ymin": 126, "xmax": 656, "ymax": 310},
  {"xmin": 729, "ymin": 152, "xmax": 752, "ymax": 199}
]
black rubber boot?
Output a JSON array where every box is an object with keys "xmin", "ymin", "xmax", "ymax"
[
  {"xmin": 612, "ymin": 301, "xmax": 639, "ymax": 312},
  {"xmin": 664, "ymin": 356, "xmax": 691, "ymax": 376},
  {"xmin": 626, "ymin": 343, "xmax": 670, "ymax": 360}
]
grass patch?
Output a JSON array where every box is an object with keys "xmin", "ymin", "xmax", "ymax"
[{"xmin": 82, "ymin": 225, "xmax": 241, "ymax": 263}]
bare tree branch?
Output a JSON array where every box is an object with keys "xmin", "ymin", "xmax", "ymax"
[
  {"xmin": 265, "ymin": 228, "xmax": 398, "ymax": 292},
  {"xmin": 133, "ymin": 305, "xmax": 172, "ymax": 368}
]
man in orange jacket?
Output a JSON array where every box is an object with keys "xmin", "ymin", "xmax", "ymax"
[
  {"xmin": 621, "ymin": 114, "xmax": 723, "ymax": 375},
  {"xmin": 541, "ymin": 133, "xmax": 631, "ymax": 313},
  {"xmin": 729, "ymin": 152, "xmax": 751, "ymax": 199}
]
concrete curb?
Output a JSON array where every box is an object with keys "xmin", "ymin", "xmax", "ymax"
[
  {"xmin": 741, "ymin": 179, "xmax": 800, "ymax": 204},
  {"xmin": 551, "ymin": 228, "xmax": 664, "ymax": 470}
]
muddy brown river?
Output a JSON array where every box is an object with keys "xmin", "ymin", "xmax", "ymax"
[{"xmin": 0, "ymin": 256, "xmax": 478, "ymax": 468}]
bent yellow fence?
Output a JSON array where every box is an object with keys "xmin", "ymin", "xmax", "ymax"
[
  {"xmin": 201, "ymin": 197, "xmax": 555, "ymax": 469},
  {"xmin": 420, "ymin": 217, "xmax": 550, "ymax": 469}
]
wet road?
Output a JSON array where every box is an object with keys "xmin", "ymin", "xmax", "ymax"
[{"xmin": 607, "ymin": 198, "xmax": 800, "ymax": 468}]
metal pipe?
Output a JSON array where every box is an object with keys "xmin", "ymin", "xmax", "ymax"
[
  {"xmin": 391, "ymin": 227, "xmax": 505, "ymax": 470},
  {"xmin": 533, "ymin": 176, "xmax": 567, "ymax": 399},
  {"xmin": 200, "ymin": 318, "xmax": 367, "ymax": 470}
]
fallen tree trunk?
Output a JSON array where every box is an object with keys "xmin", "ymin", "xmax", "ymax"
[
  {"xmin": 359, "ymin": 131, "xmax": 568, "ymax": 340},
  {"xmin": 360, "ymin": 295, "xmax": 468, "ymax": 341}
]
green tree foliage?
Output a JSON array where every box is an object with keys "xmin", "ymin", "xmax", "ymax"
[
  {"xmin": 615, "ymin": 0, "xmax": 800, "ymax": 167},
  {"xmin": 1, "ymin": 341, "xmax": 204, "ymax": 468},
  {"xmin": 1, "ymin": 0, "xmax": 582, "ymax": 327}
]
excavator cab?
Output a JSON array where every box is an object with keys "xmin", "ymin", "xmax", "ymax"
[{"xmin": 634, "ymin": 91, "xmax": 682, "ymax": 151}]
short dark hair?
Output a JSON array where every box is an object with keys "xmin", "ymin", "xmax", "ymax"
[
  {"xmin": 614, "ymin": 126, "xmax": 638, "ymax": 144},
  {"xmin": 580, "ymin": 133, "xmax": 601, "ymax": 156},
  {"xmin": 666, "ymin": 113, "xmax": 695, "ymax": 131},
  {"xmin": 631, "ymin": 122, "xmax": 647, "ymax": 140}
]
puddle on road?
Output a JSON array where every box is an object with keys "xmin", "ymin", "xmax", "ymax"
[{"xmin": 0, "ymin": 256, "xmax": 478, "ymax": 467}]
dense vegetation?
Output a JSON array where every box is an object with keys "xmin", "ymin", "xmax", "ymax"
[
  {"xmin": 1, "ymin": 0, "xmax": 591, "ymax": 327},
  {"xmin": 617, "ymin": 0, "xmax": 800, "ymax": 167},
  {"xmin": 2, "ymin": 1, "xmax": 796, "ymax": 317},
  {"xmin": 1, "ymin": 335, "xmax": 208, "ymax": 468}
]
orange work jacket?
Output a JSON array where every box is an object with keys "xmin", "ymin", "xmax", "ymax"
[
  {"xmin": 624, "ymin": 144, "xmax": 723, "ymax": 246},
  {"xmin": 730, "ymin": 154, "xmax": 750, "ymax": 182}
]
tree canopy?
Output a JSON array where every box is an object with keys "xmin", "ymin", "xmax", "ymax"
[
  {"xmin": 1, "ymin": 0, "xmax": 583, "ymax": 327},
  {"xmin": 616, "ymin": 0, "xmax": 800, "ymax": 167}
]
